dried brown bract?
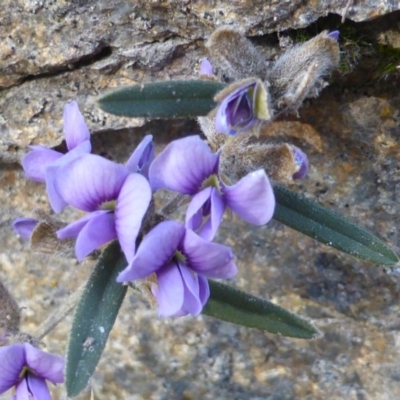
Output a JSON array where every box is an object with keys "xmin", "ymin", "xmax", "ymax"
[{"xmin": 218, "ymin": 133, "xmax": 306, "ymax": 184}]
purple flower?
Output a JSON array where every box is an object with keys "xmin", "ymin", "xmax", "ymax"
[
  {"xmin": 53, "ymin": 137, "xmax": 154, "ymax": 262},
  {"xmin": 0, "ymin": 343, "xmax": 64, "ymax": 400},
  {"xmin": 214, "ymin": 78, "xmax": 271, "ymax": 135},
  {"xmin": 291, "ymin": 146, "xmax": 309, "ymax": 179},
  {"xmin": 125, "ymin": 135, "xmax": 154, "ymax": 178},
  {"xmin": 22, "ymin": 100, "xmax": 91, "ymax": 212},
  {"xmin": 117, "ymin": 220, "xmax": 237, "ymax": 316},
  {"xmin": 328, "ymin": 30, "xmax": 340, "ymax": 41},
  {"xmin": 199, "ymin": 58, "xmax": 214, "ymax": 76},
  {"xmin": 12, "ymin": 218, "xmax": 39, "ymax": 240},
  {"xmin": 149, "ymin": 136, "xmax": 275, "ymax": 241}
]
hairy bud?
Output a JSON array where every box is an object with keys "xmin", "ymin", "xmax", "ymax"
[
  {"xmin": 206, "ymin": 27, "xmax": 270, "ymax": 82},
  {"xmin": 268, "ymin": 30, "xmax": 340, "ymax": 114}
]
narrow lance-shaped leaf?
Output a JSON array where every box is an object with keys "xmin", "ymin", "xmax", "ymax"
[
  {"xmin": 65, "ymin": 241, "xmax": 128, "ymax": 397},
  {"xmin": 97, "ymin": 80, "xmax": 226, "ymax": 119},
  {"xmin": 273, "ymin": 185, "xmax": 399, "ymax": 265},
  {"xmin": 203, "ymin": 280, "xmax": 319, "ymax": 339}
]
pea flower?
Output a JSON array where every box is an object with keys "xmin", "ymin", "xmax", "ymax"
[
  {"xmin": 12, "ymin": 218, "xmax": 39, "ymax": 240},
  {"xmin": 214, "ymin": 78, "xmax": 272, "ymax": 135},
  {"xmin": 0, "ymin": 343, "xmax": 63, "ymax": 400},
  {"xmin": 291, "ymin": 146, "xmax": 309, "ymax": 179},
  {"xmin": 117, "ymin": 220, "xmax": 237, "ymax": 317},
  {"xmin": 199, "ymin": 57, "xmax": 214, "ymax": 76},
  {"xmin": 149, "ymin": 136, "xmax": 275, "ymax": 241},
  {"xmin": 53, "ymin": 136, "xmax": 154, "ymax": 262},
  {"xmin": 328, "ymin": 30, "xmax": 340, "ymax": 40},
  {"xmin": 22, "ymin": 100, "xmax": 91, "ymax": 212}
]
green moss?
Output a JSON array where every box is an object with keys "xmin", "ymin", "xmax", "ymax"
[{"xmin": 375, "ymin": 44, "xmax": 400, "ymax": 79}]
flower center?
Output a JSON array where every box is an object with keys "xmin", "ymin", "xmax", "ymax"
[
  {"xmin": 174, "ymin": 249, "xmax": 187, "ymax": 263},
  {"xmin": 201, "ymin": 174, "xmax": 220, "ymax": 191},
  {"xmin": 100, "ymin": 200, "xmax": 116, "ymax": 211}
]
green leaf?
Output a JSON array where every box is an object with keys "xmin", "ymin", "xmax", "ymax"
[
  {"xmin": 203, "ymin": 280, "xmax": 318, "ymax": 339},
  {"xmin": 65, "ymin": 241, "xmax": 128, "ymax": 397},
  {"xmin": 97, "ymin": 80, "xmax": 226, "ymax": 119},
  {"xmin": 273, "ymin": 185, "xmax": 399, "ymax": 265}
]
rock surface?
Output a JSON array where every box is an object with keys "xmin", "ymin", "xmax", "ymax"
[{"xmin": 1, "ymin": 1, "xmax": 400, "ymax": 400}]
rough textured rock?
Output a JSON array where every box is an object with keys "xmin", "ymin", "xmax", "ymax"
[
  {"xmin": 1, "ymin": 1, "xmax": 400, "ymax": 400},
  {"xmin": 1, "ymin": 1, "xmax": 399, "ymax": 162}
]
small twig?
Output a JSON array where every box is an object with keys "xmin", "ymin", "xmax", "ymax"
[
  {"xmin": 342, "ymin": 0, "xmax": 354, "ymax": 23},
  {"xmin": 159, "ymin": 193, "xmax": 187, "ymax": 216},
  {"xmin": 33, "ymin": 284, "xmax": 85, "ymax": 341}
]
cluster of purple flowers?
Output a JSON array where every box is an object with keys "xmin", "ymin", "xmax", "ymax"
[
  {"xmin": 13, "ymin": 100, "xmax": 276, "ymax": 319},
  {"xmin": 0, "ymin": 342, "xmax": 64, "ymax": 400}
]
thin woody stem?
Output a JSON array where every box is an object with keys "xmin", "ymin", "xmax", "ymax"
[
  {"xmin": 33, "ymin": 284, "xmax": 85, "ymax": 341},
  {"xmin": 159, "ymin": 193, "xmax": 187, "ymax": 216}
]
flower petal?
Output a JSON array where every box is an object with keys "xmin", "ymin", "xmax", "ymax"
[
  {"xmin": 57, "ymin": 210, "xmax": 108, "ymax": 240},
  {"xmin": 46, "ymin": 142, "xmax": 92, "ymax": 213},
  {"xmin": 153, "ymin": 262, "xmax": 185, "ymax": 317},
  {"xmin": 54, "ymin": 154, "xmax": 129, "ymax": 212},
  {"xmin": 75, "ymin": 212, "xmax": 117, "ymax": 261},
  {"xmin": 215, "ymin": 80, "xmax": 259, "ymax": 135},
  {"xmin": 125, "ymin": 135, "xmax": 154, "ymax": 178},
  {"xmin": 199, "ymin": 58, "xmax": 214, "ymax": 76},
  {"xmin": 328, "ymin": 30, "xmax": 340, "ymax": 41},
  {"xmin": 183, "ymin": 229, "xmax": 237, "ymax": 279},
  {"xmin": 115, "ymin": 173, "xmax": 152, "ymax": 263},
  {"xmin": 198, "ymin": 275, "xmax": 210, "ymax": 307},
  {"xmin": 24, "ymin": 343, "xmax": 64, "ymax": 383},
  {"xmin": 149, "ymin": 136, "xmax": 219, "ymax": 194},
  {"xmin": 64, "ymin": 100, "xmax": 91, "ymax": 150},
  {"xmin": 179, "ymin": 264, "xmax": 203, "ymax": 316},
  {"xmin": 291, "ymin": 146, "xmax": 309, "ymax": 179},
  {"xmin": 185, "ymin": 187, "xmax": 225, "ymax": 241},
  {"xmin": 26, "ymin": 373, "xmax": 52, "ymax": 400},
  {"xmin": 14, "ymin": 377, "xmax": 30, "ymax": 400},
  {"xmin": 22, "ymin": 147, "xmax": 62, "ymax": 183},
  {"xmin": 117, "ymin": 221, "xmax": 185, "ymax": 282},
  {"xmin": 12, "ymin": 217, "xmax": 39, "ymax": 240},
  {"xmin": 223, "ymin": 169, "xmax": 275, "ymax": 225},
  {"xmin": 0, "ymin": 344, "xmax": 25, "ymax": 393}
]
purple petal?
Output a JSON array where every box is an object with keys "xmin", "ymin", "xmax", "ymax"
[
  {"xmin": 54, "ymin": 154, "xmax": 129, "ymax": 212},
  {"xmin": 57, "ymin": 210, "xmax": 108, "ymax": 240},
  {"xmin": 178, "ymin": 263, "xmax": 203, "ymax": 316},
  {"xmin": 12, "ymin": 217, "xmax": 39, "ymax": 240},
  {"xmin": 46, "ymin": 142, "xmax": 92, "ymax": 213},
  {"xmin": 328, "ymin": 30, "xmax": 340, "ymax": 41},
  {"xmin": 215, "ymin": 82, "xmax": 257, "ymax": 135},
  {"xmin": 24, "ymin": 343, "xmax": 64, "ymax": 383},
  {"xmin": 63, "ymin": 100, "xmax": 91, "ymax": 150},
  {"xmin": 26, "ymin": 373, "xmax": 52, "ymax": 400},
  {"xmin": 223, "ymin": 169, "xmax": 275, "ymax": 225},
  {"xmin": 153, "ymin": 262, "xmax": 185, "ymax": 317},
  {"xmin": 291, "ymin": 146, "xmax": 309, "ymax": 179},
  {"xmin": 115, "ymin": 173, "xmax": 152, "ymax": 263},
  {"xmin": 125, "ymin": 135, "xmax": 154, "ymax": 178},
  {"xmin": 183, "ymin": 229, "xmax": 237, "ymax": 278},
  {"xmin": 198, "ymin": 275, "xmax": 210, "ymax": 307},
  {"xmin": 215, "ymin": 100, "xmax": 230, "ymax": 135},
  {"xmin": 199, "ymin": 58, "xmax": 214, "ymax": 75},
  {"xmin": 149, "ymin": 136, "xmax": 219, "ymax": 194},
  {"xmin": 22, "ymin": 147, "xmax": 62, "ymax": 183},
  {"xmin": 14, "ymin": 377, "xmax": 30, "ymax": 400},
  {"xmin": 74, "ymin": 212, "xmax": 117, "ymax": 261},
  {"xmin": 117, "ymin": 221, "xmax": 185, "ymax": 282},
  {"xmin": 185, "ymin": 187, "xmax": 225, "ymax": 241},
  {"xmin": 0, "ymin": 344, "xmax": 25, "ymax": 393}
]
